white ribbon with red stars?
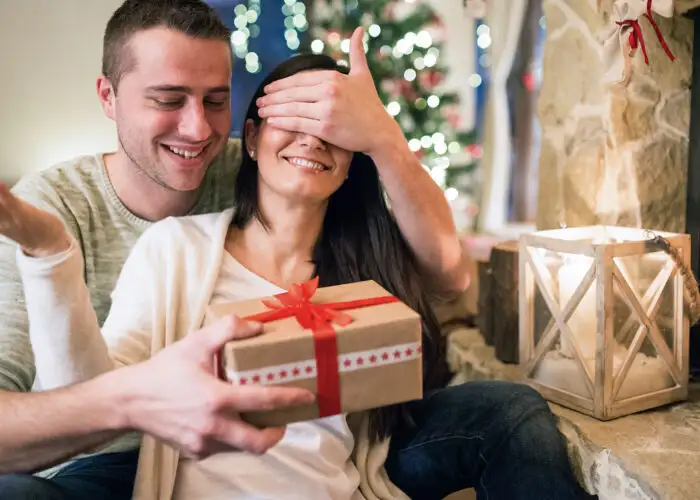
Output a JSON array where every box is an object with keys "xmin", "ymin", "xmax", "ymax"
[{"xmin": 226, "ymin": 342, "xmax": 422, "ymax": 386}]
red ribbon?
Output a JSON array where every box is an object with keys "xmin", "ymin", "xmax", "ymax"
[
  {"xmin": 216, "ymin": 277, "xmax": 400, "ymax": 417},
  {"xmin": 616, "ymin": 0, "xmax": 675, "ymax": 66}
]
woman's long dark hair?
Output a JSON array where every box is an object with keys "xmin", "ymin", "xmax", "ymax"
[{"xmin": 233, "ymin": 54, "xmax": 451, "ymax": 443}]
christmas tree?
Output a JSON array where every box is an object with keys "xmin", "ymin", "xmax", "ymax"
[{"xmin": 308, "ymin": 0, "xmax": 480, "ymax": 231}]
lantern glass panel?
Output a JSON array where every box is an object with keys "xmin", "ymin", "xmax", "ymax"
[
  {"xmin": 609, "ymin": 271, "xmax": 676, "ymax": 402},
  {"xmin": 530, "ymin": 251, "xmax": 597, "ymax": 400}
]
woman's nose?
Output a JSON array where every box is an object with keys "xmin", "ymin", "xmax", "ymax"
[{"xmin": 296, "ymin": 133, "xmax": 327, "ymax": 151}]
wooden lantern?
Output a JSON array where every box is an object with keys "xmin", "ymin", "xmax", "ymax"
[{"xmin": 518, "ymin": 225, "xmax": 690, "ymax": 420}]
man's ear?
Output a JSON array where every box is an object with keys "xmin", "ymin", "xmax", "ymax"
[
  {"xmin": 96, "ymin": 75, "xmax": 116, "ymax": 121},
  {"xmin": 244, "ymin": 119, "xmax": 259, "ymax": 158}
]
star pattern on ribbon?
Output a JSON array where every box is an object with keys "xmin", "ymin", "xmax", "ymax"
[{"xmin": 227, "ymin": 342, "xmax": 423, "ymax": 387}]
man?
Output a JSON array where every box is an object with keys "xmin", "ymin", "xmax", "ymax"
[{"xmin": 0, "ymin": 1, "xmax": 589, "ymax": 499}]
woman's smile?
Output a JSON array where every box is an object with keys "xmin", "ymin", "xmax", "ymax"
[{"xmin": 283, "ymin": 156, "xmax": 331, "ymax": 173}]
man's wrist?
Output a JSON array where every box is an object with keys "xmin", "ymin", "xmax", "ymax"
[
  {"xmin": 22, "ymin": 231, "xmax": 72, "ymax": 259},
  {"xmin": 87, "ymin": 369, "xmax": 134, "ymax": 432}
]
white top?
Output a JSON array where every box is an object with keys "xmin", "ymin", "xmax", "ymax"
[{"xmin": 173, "ymin": 253, "xmax": 361, "ymax": 499}]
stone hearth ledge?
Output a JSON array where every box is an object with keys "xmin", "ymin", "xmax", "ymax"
[{"xmin": 447, "ymin": 328, "xmax": 700, "ymax": 500}]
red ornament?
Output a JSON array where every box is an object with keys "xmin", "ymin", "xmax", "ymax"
[
  {"xmin": 442, "ymin": 104, "xmax": 461, "ymax": 129},
  {"xmin": 522, "ymin": 71, "xmax": 537, "ymax": 91},
  {"xmin": 419, "ymin": 71, "xmax": 444, "ymax": 89},
  {"xmin": 327, "ymin": 30, "xmax": 341, "ymax": 46},
  {"xmin": 467, "ymin": 203, "xmax": 480, "ymax": 217},
  {"xmin": 383, "ymin": 3, "xmax": 395, "ymax": 19},
  {"xmin": 398, "ymin": 80, "xmax": 417, "ymax": 101},
  {"xmin": 466, "ymin": 144, "xmax": 483, "ymax": 159}
]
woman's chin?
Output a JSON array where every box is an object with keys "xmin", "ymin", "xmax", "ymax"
[{"xmin": 264, "ymin": 184, "xmax": 335, "ymax": 206}]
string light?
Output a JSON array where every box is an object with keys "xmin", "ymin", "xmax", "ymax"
[
  {"xmin": 476, "ymin": 32, "xmax": 492, "ymax": 49},
  {"xmin": 231, "ymin": 0, "xmax": 261, "ymax": 73},
  {"xmin": 448, "ymin": 142, "xmax": 461, "ymax": 154},
  {"xmin": 468, "ymin": 74, "xmax": 483, "ymax": 88},
  {"xmin": 476, "ymin": 24, "xmax": 490, "ymax": 37},
  {"xmin": 386, "ymin": 101, "xmax": 401, "ymax": 116},
  {"xmin": 282, "ymin": 0, "xmax": 307, "ymax": 52},
  {"xmin": 445, "ymin": 187, "xmax": 459, "ymax": 201},
  {"xmin": 415, "ymin": 30, "xmax": 432, "ymax": 49},
  {"xmin": 310, "ymin": 39, "xmax": 324, "ymax": 54},
  {"xmin": 429, "ymin": 166, "xmax": 447, "ymax": 186}
]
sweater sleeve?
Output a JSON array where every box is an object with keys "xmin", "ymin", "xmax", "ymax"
[
  {"xmin": 0, "ymin": 179, "xmax": 83, "ymax": 392},
  {"xmin": 17, "ymin": 228, "xmax": 161, "ymax": 391},
  {"xmin": 17, "ymin": 236, "xmax": 113, "ymax": 390}
]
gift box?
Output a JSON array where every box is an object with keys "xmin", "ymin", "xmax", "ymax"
[{"xmin": 206, "ymin": 278, "xmax": 423, "ymax": 427}]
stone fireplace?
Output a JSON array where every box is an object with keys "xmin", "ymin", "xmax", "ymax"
[
  {"xmin": 536, "ymin": 0, "xmax": 700, "ymax": 374},
  {"xmin": 446, "ymin": 2, "xmax": 700, "ymax": 497}
]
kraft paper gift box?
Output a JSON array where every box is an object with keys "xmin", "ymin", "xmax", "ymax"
[{"xmin": 206, "ymin": 278, "xmax": 424, "ymax": 427}]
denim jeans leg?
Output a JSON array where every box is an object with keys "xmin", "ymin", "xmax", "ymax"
[
  {"xmin": 0, "ymin": 474, "xmax": 67, "ymax": 500},
  {"xmin": 385, "ymin": 381, "xmax": 592, "ymax": 500},
  {"xmin": 0, "ymin": 449, "xmax": 139, "ymax": 500}
]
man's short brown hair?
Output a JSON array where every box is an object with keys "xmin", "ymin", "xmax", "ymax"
[{"xmin": 102, "ymin": 0, "xmax": 232, "ymax": 90}]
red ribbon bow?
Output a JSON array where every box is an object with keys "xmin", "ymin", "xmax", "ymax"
[
  {"xmin": 616, "ymin": 0, "xmax": 675, "ymax": 66},
  {"xmin": 218, "ymin": 277, "xmax": 400, "ymax": 417}
]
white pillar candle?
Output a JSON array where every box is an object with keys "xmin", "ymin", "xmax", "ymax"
[{"xmin": 557, "ymin": 258, "xmax": 598, "ymax": 359}]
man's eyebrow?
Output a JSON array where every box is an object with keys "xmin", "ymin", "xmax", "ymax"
[{"xmin": 145, "ymin": 85, "xmax": 230, "ymax": 94}]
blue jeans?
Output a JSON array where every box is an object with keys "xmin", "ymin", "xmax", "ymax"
[
  {"xmin": 0, "ymin": 383, "xmax": 590, "ymax": 500},
  {"xmin": 386, "ymin": 381, "xmax": 593, "ymax": 499},
  {"xmin": 0, "ymin": 449, "xmax": 139, "ymax": 500}
]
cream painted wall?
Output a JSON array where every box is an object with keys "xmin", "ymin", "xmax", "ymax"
[{"xmin": 0, "ymin": 0, "xmax": 123, "ymax": 185}]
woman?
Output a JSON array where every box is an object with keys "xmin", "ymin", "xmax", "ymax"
[{"xmin": 8, "ymin": 54, "xmax": 450, "ymax": 499}]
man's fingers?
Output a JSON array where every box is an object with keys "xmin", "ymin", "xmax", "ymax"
[
  {"xmin": 259, "ymin": 102, "xmax": 323, "ymax": 121},
  {"xmin": 257, "ymin": 86, "xmax": 322, "ymax": 107},
  {"xmin": 215, "ymin": 420, "xmax": 286, "ymax": 455},
  {"xmin": 264, "ymin": 70, "xmax": 339, "ymax": 93},
  {"xmin": 266, "ymin": 117, "xmax": 324, "ymax": 139},
  {"xmin": 198, "ymin": 315, "xmax": 263, "ymax": 355},
  {"xmin": 349, "ymin": 27, "xmax": 370, "ymax": 75},
  {"xmin": 219, "ymin": 384, "xmax": 315, "ymax": 413}
]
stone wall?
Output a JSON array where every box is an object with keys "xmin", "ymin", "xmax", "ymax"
[{"xmin": 536, "ymin": 0, "xmax": 697, "ymax": 233}]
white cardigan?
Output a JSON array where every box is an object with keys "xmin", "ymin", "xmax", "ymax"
[{"xmin": 18, "ymin": 208, "xmax": 409, "ymax": 500}]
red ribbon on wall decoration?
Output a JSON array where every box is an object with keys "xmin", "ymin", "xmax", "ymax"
[{"xmin": 616, "ymin": 0, "xmax": 675, "ymax": 65}]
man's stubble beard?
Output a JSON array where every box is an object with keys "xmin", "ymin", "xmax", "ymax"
[{"xmin": 117, "ymin": 131, "xmax": 202, "ymax": 194}]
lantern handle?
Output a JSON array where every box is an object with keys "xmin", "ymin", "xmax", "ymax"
[{"xmin": 644, "ymin": 230, "xmax": 700, "ymax": 326}]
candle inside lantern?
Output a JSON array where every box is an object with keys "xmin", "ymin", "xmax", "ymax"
[
  {"xmin": 557, "ymin": 256, "xmax": 597, "ymax": 360},
  {"xmin": 534, "ymin": 250, "xmax": 675, "ymax": 402}
]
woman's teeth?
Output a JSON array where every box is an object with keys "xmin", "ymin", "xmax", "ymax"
[
  {"xmin": 166, "ymin": 145, "xmax": 203, "ymax": 159},
  {"xmin": 287, "ymin": 157, "xmax": 328, "ymax": 172}
]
